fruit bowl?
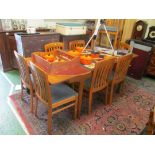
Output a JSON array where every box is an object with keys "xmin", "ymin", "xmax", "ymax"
[
  {"xmin": 76, "ymin": 47, "xmax": 84, "ymax": 53},
  {"xmin": 80, "ymin": 54, "xmax": 92, "ymax": 65},
  {"xmin": 42, "ymin": 53, "xmax": 55, "ymax": 63},
  {"xmin": 67, "ymin": 50, "xmax": 81, "ymax": 57},
  {"xmin": 91, "ymin": 53, "xmax": 99, "ymax": 58}
]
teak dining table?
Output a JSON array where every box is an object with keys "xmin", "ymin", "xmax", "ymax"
[
  {"xmin": 26, "ymin": 57, "xmax": 91, "ymax": 118},
  {"xmin": 26, "ymin": 53, "xmax": 137, "ymax": 117}
]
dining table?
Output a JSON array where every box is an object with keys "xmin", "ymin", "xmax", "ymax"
[
  {"xmin": 26, "ymin": 56, "xmax": 92, "ymax": 118},
  {"xmin": 25, "ymin": 51, "xmax": 137, "ymax": 118}
]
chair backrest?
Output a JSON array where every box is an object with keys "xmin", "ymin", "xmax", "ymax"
[
  {"xmin": 44, "ymin": 42, "xmax": 64, "ymax": 52},
  {"xmin": 14, "ymin": 50, "xmax": 32, "ymax": 88},
  {"xmin": 113, "ymin": 54, "xmax": 133, "ymax": 84},
  {"xmin": 90, "ymin": 58, "xmax": 116, "ymax": 92},
  {"xmin": 69, "ymin": 40, "xmax": 85, "ymax": 50},
  {"xmin": 119, "ymin": 42, "xmax": 130, "ymax": 50},
  {"xmin": 29, "ymin": 61, "xmax": 51, "ymax": 105},
  {"xmin": 105, "ymin": 19, "xmax": 120, "ymax": 27}
]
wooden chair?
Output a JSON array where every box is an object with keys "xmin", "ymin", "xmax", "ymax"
[
  {"xmin": 84, "ymin": 58, "xmax": 116, "ymax": 114},
  {"xmin": 29, "ymin": 61, "xmax": 78, "ymax": 134},
  {"xmin": 69, "ymin": 40, "xmax": 85, "ymax": 50},
  {"xmin": 14, "ymin": 50, "xmax": 34, "ymax": 113},
  {"xmin": 119, "ymin": 42, "xmax": 130, "ymax": 50},
  {"xmin": 108, "ymin": 54, "xmax": 133, "ymax": 105},
  {"xmin": 44, "ymin": 42, "xmax": 64, "ymax": 52}
]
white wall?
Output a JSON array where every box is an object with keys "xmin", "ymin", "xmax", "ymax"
[{"xmin": 1, "ymin": 19, "xmax": 88, "ymax": 30}]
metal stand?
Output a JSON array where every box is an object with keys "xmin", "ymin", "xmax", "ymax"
[{"xmin": 82, "ymin": 19, "xmax": 114, "ymax": 53}]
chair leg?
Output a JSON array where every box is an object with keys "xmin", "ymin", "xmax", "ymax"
[
  {"xmin": 120, "ymin": 81, "xmax": 124, "ymax": 92},
  {"xmin": 105, "ymin": 86, "xmax": 108, "ymax": 105},
  {"xmin": 30, "ymin": 88, "xmax": 34, "ymax": 113},
  {"xmin": 117, "ymin": 81, "xmax": 124, "ymax": 93},
  {"xmin": 47, "ymin": 106, "xmax": 52, "ymax": 135},
  {"xmin": 109, "ymin": 84, "xmax": 114, "ymax": 105},
  {"xmin": 88, "ymin": 91, "xmax": 93, "ymax": 114},
  {"xmin": 21, "ymin": 81, "xmax": 24, "ymax": 100},
  {"xmin": 74, "ymin": 96, "xmax": 78, "ymax": 119},
  {"xmin": 35, "ymin": 96, "xmax": 38, "ymax": 117}
]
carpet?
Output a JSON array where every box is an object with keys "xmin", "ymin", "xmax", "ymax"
[{"xmin": 9, "ymin": 77, "xmax": 155, "ymax": 135}]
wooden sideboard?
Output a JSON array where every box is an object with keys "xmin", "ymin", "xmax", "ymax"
[
  {"xmin": 0, "ymin": 30, "xmax": 25, "ymax": 71},
  {"xmin": 15, "ymin": 32, "xmax": 60, "ymax": 57}
]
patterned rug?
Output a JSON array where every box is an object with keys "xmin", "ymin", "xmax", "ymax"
[{"xmin": 9, "ymin": 77, "xmax": 155, "ymax": 135}]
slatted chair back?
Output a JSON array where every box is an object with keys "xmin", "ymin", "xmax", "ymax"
[
  {"xmin": 69, "ymin": 40, "xmax": 85, "ymax": 50},
  {"xmin": 113, "ymin": 54, "xmax": 133, "ymax": 84},
  {"xmin": 105, "ymin": 19, "xmax": 120, "ymax": 27},
  {"xmin": 119, "ymin": 42, "xmax": 131, "ymax": 50},
  {"xmin": 14, "ymin": 51, "xmax": 32, "ymax": 88},
  {"xmin": 44, "ymin": 42, "xmax": 64, "ymax": 52},
  {"xmin": 90, "ymin": 58, "xmax": 116, "ymax": 92},
  {"xmin": 29, "ymin": 61, "xmax": 51, "ymax": 106}
]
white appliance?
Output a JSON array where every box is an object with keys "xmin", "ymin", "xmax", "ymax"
[{"xmin": 56, "ymin": 23, "xmax": 86, "ymax": 35}]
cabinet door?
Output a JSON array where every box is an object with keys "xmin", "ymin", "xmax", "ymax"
[
  {"xmin": 128, "ymin": 48, "xmax": 152, "ymax": 79},
  {"xmin": 8, "ymin": 35, "xmax": 18, "ymax": 68},
  {"xmin": 22, "ymin": 34, "xmax": 60, "ymax": 57}
]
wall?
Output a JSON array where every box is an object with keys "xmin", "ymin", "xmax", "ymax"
[
  {"xmin": 0, "ymin": 19, "xmax": 88, "ymax": 31},
  {"xmin": 121, "ymin": 19, "xmax": 136, "ymax": 42},
  {"xmin": 121, "ymin": 19, "xmax": 155, "ymax": 42}
]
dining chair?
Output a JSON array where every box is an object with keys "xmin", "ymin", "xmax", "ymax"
[
  {"xmin": 69, "ymin": 40, "xmax": 85, "ymax": 50},
  {"xmin": 29, "ymin": 61, "xmax": 78, "ymax": 134},
  {"xmin": 119, "ymin": 42, "xmax": 130, "ymax": 50},
  {"xmin": 108, "ymin": 54, "xmax": 133, "ymax": 105},
  {"xmin": 44, "ymin": 42, "xmax": 64, "ymax": 52},
  {"xmin": 14, "ymin": 50, "xmax": 34, "ymax": 113},
  {"xmin": 84, "ymin": 58, "xmax": 116, "ymax": 114}
]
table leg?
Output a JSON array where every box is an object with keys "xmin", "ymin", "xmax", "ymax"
[{"xmin": 77, "ymin": 80, "xmax": 84, "ymax": 118}]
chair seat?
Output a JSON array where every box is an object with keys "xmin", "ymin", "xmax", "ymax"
[{"xmin": 51, "ymin": 83, "xmax": 78, "ymax": 104}]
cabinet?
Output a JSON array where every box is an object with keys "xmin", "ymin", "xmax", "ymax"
[
  {"xmin": 15, "ymin": 33, "xmax": 60, "ymax": 57},
  {"xmin": 128, "ymin": 40, "xmax": 153, "ymax": 79},
  {"xmin": 0, "ymin": 30, "xmax": 24, "ymax": 71},
  {"xmin": 8, "ymin": 35, "xmax": 18, "ymax": 68}
]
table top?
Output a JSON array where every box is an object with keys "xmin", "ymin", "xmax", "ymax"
[
  {"xmin": 26, "ymin": 57, "xmax": 91, "ymax": 84},
  {"xmin": 25, "ymin": 53, "xmax": 137, "ymax": 84}
]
